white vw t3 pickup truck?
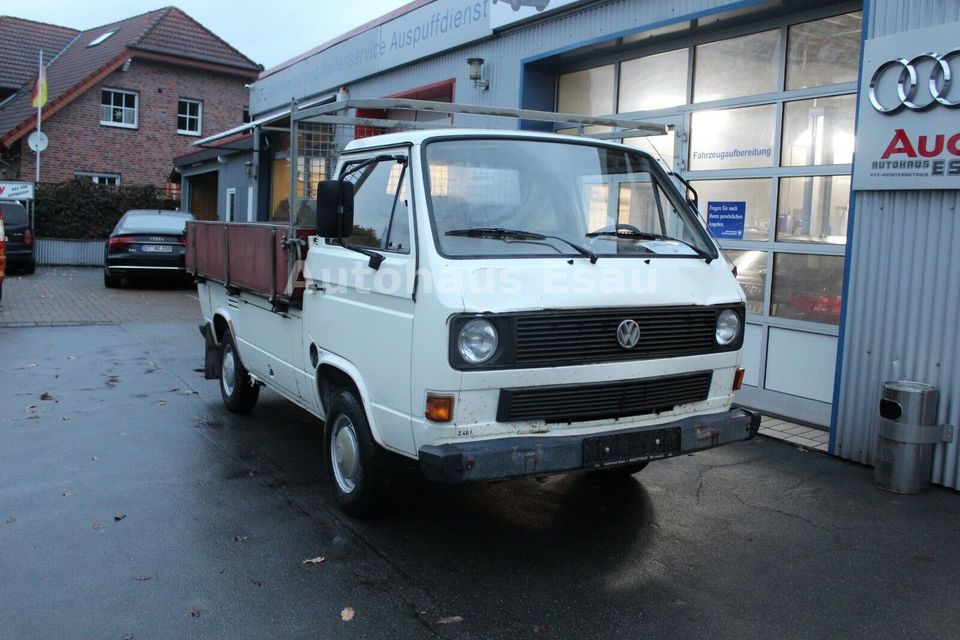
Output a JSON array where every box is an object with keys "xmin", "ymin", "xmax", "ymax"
[{"xmin": 188, "ymin": 129, "xmax": 758, "ymax": 516}]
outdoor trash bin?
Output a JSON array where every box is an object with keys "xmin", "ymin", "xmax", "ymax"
[{"xmin": 873, "ymin": 381, "xmax": 953, "ymax": 494}]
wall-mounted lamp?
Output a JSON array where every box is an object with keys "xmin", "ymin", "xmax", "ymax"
[
  {"xmin": 467, "ymin": 57, "xmax": 489, "ymax": 91},
  {"xmin": 244, "ymin": 160, "xmax": 256, "ymax": 179}
]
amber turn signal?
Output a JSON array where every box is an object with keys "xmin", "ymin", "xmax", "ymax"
[
  {"xmin": 425, "ymin": 393, "xmax": 454, "ymax": 422},
  {"xmin": 733, "ymin": 367, "xmax": 746, "ymax": 391}
]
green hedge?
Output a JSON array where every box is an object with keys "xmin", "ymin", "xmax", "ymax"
[{"xmin": 35, "ymin": 181, "xmax": 180, "ymax": 240}]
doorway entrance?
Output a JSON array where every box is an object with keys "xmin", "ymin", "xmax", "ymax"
[{"xmin": 188, "ymin": 171, "xmax": 218, "ymax": 221}]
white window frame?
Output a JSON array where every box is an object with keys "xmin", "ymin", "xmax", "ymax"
[
  {"xmin": 177, "ymin": 98, "xmax": 203, "ymax": 136},
  {"xmin": 225, "ymin": 188, "xmax": 237, "ymax": 222},
  {"xmin": 100, "ymin": 88, "xmax": 138, "ymax": 129},
  {"xmin": 75, "ymin": 172, "xmax": 120, "ymax": 186}
]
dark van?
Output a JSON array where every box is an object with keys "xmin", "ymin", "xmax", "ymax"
[{"xmin": 0, "ymin": 201, "xmax": 35, "ymax": 274}]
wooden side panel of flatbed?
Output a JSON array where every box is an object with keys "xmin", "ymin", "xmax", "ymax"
[{"xmin": 186, "ymin": 221, "xmax": 310, "ymax": 304}]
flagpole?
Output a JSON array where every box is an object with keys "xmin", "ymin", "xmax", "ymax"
[{"xmin": 35, "ymin": 49, "xmax": 43, "ymax": 184}]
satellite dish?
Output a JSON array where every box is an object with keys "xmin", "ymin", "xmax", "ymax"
[{"xmin": 28, "ymin": 131, "xmax": 49, "ymax": 152}]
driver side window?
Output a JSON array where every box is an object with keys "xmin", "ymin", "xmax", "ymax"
[{"xmin": 336, "ymin": 158, "xmax": 411, "ymax": 253}]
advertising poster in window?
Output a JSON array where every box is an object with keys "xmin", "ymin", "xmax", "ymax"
[
  {"xmin": 853, "ymin": 21, "xmax": 960, "ymax": 190},
  {"xmin": 707, "ymin": 201, "xmax": 746, "ymax": 239}
]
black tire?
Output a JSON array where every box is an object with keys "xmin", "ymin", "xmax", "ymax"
[
  {"xmin": 103, "ymin": 270, "xmax": 121, "ymax": 288},
  {"xmin": 23, "ymin": 260, "xmax": 35, "ymax": 275},
  {"xmin": 219, "ymin": 332, "xmax": 259, "ymax": 414},
  {"xmin": 596, "ymin": 461, "xmax": 649, "ymax": 476},
  {"xmin": 324, "ymin": 389, "xmax": 386, "ymax": 517}
]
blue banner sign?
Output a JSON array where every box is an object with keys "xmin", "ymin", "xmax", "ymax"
[{"xmin": 707, "ymin": 201, "xmax": 746, "ymax": 239}]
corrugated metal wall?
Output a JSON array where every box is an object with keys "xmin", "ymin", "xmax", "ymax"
[
  {"xmin": 36, "ymin": 239, "xmax": 105, "ymax": 266},
  {"xmin": 834, "ymin": 0, "xmax": 960, "ymax": 488}
]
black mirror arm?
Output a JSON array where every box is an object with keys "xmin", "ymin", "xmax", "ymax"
[{"xmin": 669, "ymin": 171, "xmax": 699, "ymax": 210}]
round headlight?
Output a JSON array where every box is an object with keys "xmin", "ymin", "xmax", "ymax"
[
  {"xmin": 458, "ymin": 319, "xmax": 499, "ymax": 365},
  {"xmin": 716, "ymin": 309, "xmax": 741, "ymax": 346}
]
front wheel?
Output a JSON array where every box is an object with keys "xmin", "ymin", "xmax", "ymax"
[
  {"xmin": 219, "ymin": 332, "xmax": 259, "ymax": 413},
  {"xmin": 325, "ymin": 389, "xmax": 386, "ymax": 517}
]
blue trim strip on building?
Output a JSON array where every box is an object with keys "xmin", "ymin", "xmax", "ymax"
[{"xmin": 828, "ymin": 0, "xmax": 871, "ymax": 455}]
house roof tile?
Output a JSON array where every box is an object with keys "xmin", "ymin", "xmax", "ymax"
[{"xmin": 0, "ymin": 16, "xmax": 78, "ymax": 90}]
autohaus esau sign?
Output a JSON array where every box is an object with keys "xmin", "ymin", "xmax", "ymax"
[{"xmin": 853, "ymin": 21, "xmax": 960, "ymax": 190}]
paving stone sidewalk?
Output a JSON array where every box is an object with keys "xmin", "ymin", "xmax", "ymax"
[{"xmin": 0, "ymin": 267, "xmax": 201, "ymax": 327}]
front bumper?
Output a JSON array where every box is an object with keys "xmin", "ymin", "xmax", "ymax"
[{"xmin": 419, "ymin": 407, "xmax": 760, "ymax": 483}]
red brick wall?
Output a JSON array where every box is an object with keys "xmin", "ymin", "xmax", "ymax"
[{"xmin": 20, "ymin": 59, "xmax": 249, "ymax": 187}]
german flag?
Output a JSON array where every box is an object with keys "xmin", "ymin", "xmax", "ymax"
[{"xmin": 31, "ymin": 53, "xmax": 47, "ymax": 109}]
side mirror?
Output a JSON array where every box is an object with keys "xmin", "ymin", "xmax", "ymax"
[{"xmin": 316, "ymin": 179, "xmax": 354, "ymax": 239}]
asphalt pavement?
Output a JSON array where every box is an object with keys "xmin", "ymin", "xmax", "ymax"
[{"xmin": 2, "ymin": 269, "xmax": 960, "ymax": 639}]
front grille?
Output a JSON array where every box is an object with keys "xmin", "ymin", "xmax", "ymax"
[
  {"xmin": 513, "ymin": 306, "xmax": 733, "ymax": 367},
  {"xmin": 496, "ymin": 371, "xmax": 713, "ymax": 423}
]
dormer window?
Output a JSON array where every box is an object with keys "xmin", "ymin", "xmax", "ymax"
[{"xmin": 87, "ymin": 30, "xmax": 117, "ymax": 47}]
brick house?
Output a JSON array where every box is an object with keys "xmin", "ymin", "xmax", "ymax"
[{"xmin": 0, "ymin": 7, "xmax": 260, "ymax": 198}]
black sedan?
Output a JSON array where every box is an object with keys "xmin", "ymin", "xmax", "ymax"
[
  {"xmin": 0, "ymin": 200, "xmax": 35, "ymax": 273},
  {"xmin": 104, "ymin": 210, "xmax": 194, "ymax": 288}
]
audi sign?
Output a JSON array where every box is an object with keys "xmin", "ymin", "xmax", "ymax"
[
  {"xmin": 854, "ymin": 23, "xmax": 960, "ymax": 190},
  {"xmin": 869, "ymin": 51, "xmax": 960, "ymax": 114}
]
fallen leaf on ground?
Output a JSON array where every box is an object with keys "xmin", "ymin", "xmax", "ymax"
[
  {"xmin": 234, "ymin": 535, "xmax": 249, "ymax": 542},
  {"xmin": 189, "ymin": 608, "xmax": 201, "ymax": 619},
  {"xmin": 91, "ymin": 456, "xmax": 98, "ymax": 461},
  {"xmin": 40, "ymin": 392, "xmax": 54, "ymax": 401},
  {"xmin": 533, "ymin": 624, "xmax": 547, "ymax": 634},
  {"xmin": 131, "ymin": 576, "xmax": 151, "ymax": 582},
  {"xmin": 28, "ymin": 363, "xmax": 38, "ymax": 368},
  {"xmin": 93, "ymin": 523, "xmax": 104, "ymax": 530},
  {"xmin": 61, "ymin": 491, "xmax": 73, "ymax": 496},
  {"xmin": 114, "ymin": 514, "xmax": 127, "ymax": 522},
  {"xmin": 437, "ymin": 616, "xmax": 463, "ymax": 625},
  {"xmin": 250, "ymin": 578, "xmax": 263, "ymax": 587},
  {"xmin": 67, "ymin": 356, "xmax": 77, "ymax": 360},
  {"xmin": 302, "ymin": 556, "xmax": 326, "ymax": 565},
  {"xmin": 62, "ymin": 416, "xmax": 70, "ymax": 421},
  {"xmin": 340, "ymin": 607, "xmax": 355, "ymax": 622},
  {"xmin": 157, "ymin": 400, "xmax": 166, "ymax": 406},
  {"xmin": 25, "ymin": 405, "xmax": 37, "ymax": 413},
  {"xmin": 5, "ymin": 517, "xmax": 15, "ymax": 524}
]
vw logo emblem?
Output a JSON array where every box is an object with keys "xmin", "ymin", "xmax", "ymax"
[
  {"xmin": 869, "ymin": 50, "xmax": 960, "ymax": 114},
  {"xmin": 616, "ymin": 319, "xmax": 641, "ymax": 349}
]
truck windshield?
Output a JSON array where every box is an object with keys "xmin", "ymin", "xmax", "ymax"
[{"xmin": 424, "ymin": 138, "xmax": 716, "ymax": 260}]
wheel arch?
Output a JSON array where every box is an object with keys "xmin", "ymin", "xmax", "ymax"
[{"xmin": 314, "ymin": 354, "xmax": 386, "ymax": 448}]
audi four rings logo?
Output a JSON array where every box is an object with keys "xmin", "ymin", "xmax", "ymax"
[
  {"xmin": 616, "ymin": 319, "xmax": 641, "ymax": 349},
  {"xmin": 870, "ymin": 50, "xmax": 960, "ymax": 114}
]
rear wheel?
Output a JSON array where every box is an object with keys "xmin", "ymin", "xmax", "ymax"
[
  {"xmin": 219, "ymin": 332, "xmax": 259, "ymax": 413},
  {"xmin": 23, "ymin": 260, "xmax": 35, "ymax": 275},
  {"xmin": 103, "ymin": 270, "xmax": 121, "ymax": 288},
  {"xmin": 325, "ymin": 389, "xmax": 386, "ymax": 517}
]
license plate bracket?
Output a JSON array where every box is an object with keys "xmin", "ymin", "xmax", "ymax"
[{"xmin": 582, "ymin": 427, "xmax": 682, "ymax": 467}]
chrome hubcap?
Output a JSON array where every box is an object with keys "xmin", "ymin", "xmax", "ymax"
[
  {"xmin": 331, "ymin": 415, "xmax": 360, "ymax": 494},
  {"xmin": 222, "ymin": 348, "xmax": 236, "ymax": 396}
]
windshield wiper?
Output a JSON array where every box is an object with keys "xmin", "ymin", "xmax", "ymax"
[
  {"xmin": 587, "ymin": 227, "xmax": 714, "ymax": 263},
  {"xmin": 446, "ymin": 227, "xmax": 598, "ymax": 264}
]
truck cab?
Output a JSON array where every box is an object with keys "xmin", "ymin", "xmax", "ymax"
[{"xmin": 190, "ymin": 120, "xmax": 758, "ymax": 516}]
